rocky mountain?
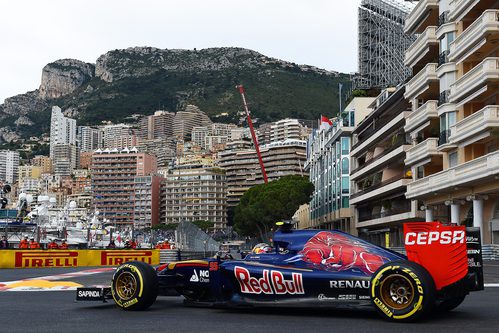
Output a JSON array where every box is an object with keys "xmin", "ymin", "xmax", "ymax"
[{"xmin": 0, "ymin": 47, "xmax": 350, "ymax": 144}]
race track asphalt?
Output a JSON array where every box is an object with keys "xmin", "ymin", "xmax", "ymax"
[{"xmin": 0, "ymin": 262, "xmax": 498, "ymax": 333}]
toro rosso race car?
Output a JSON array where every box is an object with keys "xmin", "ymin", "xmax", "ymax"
[{"xmin": 76, "ymin": 222, "xmax": 484, "ymax": 322}]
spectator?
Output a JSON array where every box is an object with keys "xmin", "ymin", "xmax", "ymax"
[
  {"xmin": 124, "ymin": 239, "xmax": 133, "ymax": 249},
  {"xmin": 29, "ymin": 237, "xmax": 40, "ymax": 249},
  {"xmin": 19, "ymin": 236, "xmax": 28, "ymax": 249},
  {"xmin": 48, "ymin": 239, "xmax": 59, "ymax": 250},
  {"xmin": 161, "ymin": 241, "xmax": 171, "ymax": 250},
  {"xmin": 155, "ymin": 242, "xmax": 163, "ymax": 249},
  {"xmin": 59, "ymin": 239, "xmax": 69, "ymax": 250},
  {"xmin": 0, "ymin": 235, "xmax": 9, "ymax": 249},
  {"xmin": 130, "ymin": 239, "xmax": 137, "ymax": 249},
  {"xmin": 107, "ymin": 239, "xmax": 116, "ymax": 249}
]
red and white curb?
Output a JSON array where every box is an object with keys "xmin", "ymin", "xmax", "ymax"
[{"xmin": 0, "ymin": 267, "xmax": 115, "ymax": 292}]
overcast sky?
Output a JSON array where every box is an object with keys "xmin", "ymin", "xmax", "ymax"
[{"xmin": 0, "ymin": 0, "xmax": 361, "ymax": 103}]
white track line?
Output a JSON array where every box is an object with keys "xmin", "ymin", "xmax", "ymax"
[{"xmin": 484, "ymin": 283, "xmax": 499, "ymax": 288}]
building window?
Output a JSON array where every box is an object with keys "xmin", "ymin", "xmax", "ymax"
[
  {"xmin": 341, "ymin": 158, "xmax": 349, "ymax": 175},
  {"xmin": 341, "ymin": 196, "xmax": 349, "ymax": 209},
  {"xmin": 341, "ymin": 137, "xmax": 350, "ymax": 155},
  {"xmin": 416, "ymin": 166, "xmax": 424, "ymax": 179},
  {"xmin": 449, "ymin": 151, "xmax": 458, "ymax": 168},
  {"xmin": 341, "ymin": 176, "xmax": 349, "ymax": 194}
]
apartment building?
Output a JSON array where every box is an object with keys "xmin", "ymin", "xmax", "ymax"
[
  {"xmin": 191, "ymin": 126, "xmax": 210, "ymax": 148},
  {"xmin": 136, "ymin": 137, "xmax": 176, "ymax": 168},
  {"xmin": 91, "ymin": 149, "xmax": 157, "ymax": 225},
  {"xmin": 270, "ymin": 119, "xmax": 305, "ymax": 142},
  {"xmin": 403, "ymin": 0, "xmax": 499, "ymax": 244},
  {"xmin": 78, "ymin": 126, "xmax": 102, "ymax": 152},
  {"xmin": 173, "ymin": 105, "xmax": 212, "ymax": 140},
  {"xmin": 306, "ymin": 98, "xmax": 373, "ymax": 233},
  {"xmin": 134, "ymin": 175, "xmax": 163, "ymax": 229},
  {"xmin": 350, "ymin": 87, "xmax": 424, "ymax": 246},
  {"xmin": 218, "ymin": 139, "xmax": 307, "ymax": 207},
  {"xmin": 102, "ymin": 124, "xmax": 136, "ymax": 149},
  {"xmin": 161, "ymin": 165, "xmax": 227, "ymax": 230},
  {"xmin": 32, "ymin": 155, "xmax": 52, "ymax": 174},
  {"xmin": 50, "ymin": 106, "xmax": 76, "ymax": 158},
  {"xmin": 0, "ymin": 150, "xmax": 19, "ymax": 184},
  {"xmin": 52, "ymin": 144, "xmax": 78, "ymax": 176},
  {"xmin": 139, "ymin": 110, "xmax": 174, "ymax": 140}
]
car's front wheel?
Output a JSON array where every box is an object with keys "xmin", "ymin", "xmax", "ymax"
[
  {"xmin": 111, "ymin": 261, "xmax": 158, "ymax": 310},
  {"xmin": 371, "ymin": 260, "xmax": 436, "ymax": 322}
]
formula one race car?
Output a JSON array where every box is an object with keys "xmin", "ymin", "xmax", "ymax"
[{"xmin": 76, "ymin": 222, "xmax": 484, "ymax": 322}]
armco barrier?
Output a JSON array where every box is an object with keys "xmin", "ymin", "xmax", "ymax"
[
  {"xmin": 482, "ymin": 244, "xmax": 499, "ymax": 261},
  {"xmin": 159, "ymin": 250, "xmax": 217, "ymax": 263},
  {"xmin": 0, "ymin": 249, "xmax": 160, "ymax": 269}
]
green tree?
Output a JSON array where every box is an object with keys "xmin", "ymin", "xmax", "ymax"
[{"xmin": 233, "ymin": 175, "xmax": 314, "ymax": 239}]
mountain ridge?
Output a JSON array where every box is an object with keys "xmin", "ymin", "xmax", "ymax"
[{"xmin": 0, "ymin": 46, "xmax": 350, "ymax": 144}]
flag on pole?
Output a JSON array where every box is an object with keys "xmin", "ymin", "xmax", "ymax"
[
  {"xmin": 321, "ymin": 115, "xmax": 333, "ymax": 126},
  {"xmin": 320, "ymin": 115, "xmax": 333, "ymax": 131}
]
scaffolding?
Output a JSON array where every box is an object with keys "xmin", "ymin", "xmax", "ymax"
[{"xmin": 355, "ymin": 0, "xmax": 416, "ymax": 90}]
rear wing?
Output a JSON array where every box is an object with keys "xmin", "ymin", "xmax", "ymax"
[{"xmin": 404, "ymin": 222, "xmax": 483, "ymax": 291}]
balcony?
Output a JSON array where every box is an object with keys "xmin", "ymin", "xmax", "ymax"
[
  {"xmin": 407, "ymin": 151, "xmax": 499, "ymax": 198},
  {"xmin": 449, "ymin": 0, "xmax": 481, "ymax": 22},
  {"xmin": 449, "ymin": 105, "xmax": 499, "ymax": 145},
  {"xmin": 449, "ymin": 10, "xmax": 499, "ymax": 65},
  {"xmin": 450, "ymin": 57, "xmax": 499, "ymax": 104},
  {"xmin": 404, "ymin": 63, "xmax": 439, "ymax": 101},
  {"xmin": 405, "ymin": 0, "xmax": 439, "ymax": 35},
  {"xmin": 351, "ymin": 144, "xmax": 410, "ymax": 181},
  {"xmin": 350, "ymin": 175, "xmax": 412, "ymax": 205},
  {"xmin": 405, "ymin": 100, "xmax": 439, "ymax": 134},
  {"xmin": 404, "ymin": 26, "xmax": 439, "ymax": 69},
  {"xmin": 351, "ymin": 112, "xmax": 408, "ymax": 157},
  {"xmin": 405, "ymin": 138, "xmax": 442, "ymax": 166}
]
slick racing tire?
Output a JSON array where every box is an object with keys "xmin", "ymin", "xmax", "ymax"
[
  {"xmin": 111, "ymin": 261, "xmax": 158, "ymax": 311},
  {"xmin": 437, "ymin": 295, "xmax": 466, "ymax": 312},
  {"xmin": 371, "ymin": 260, "xmax": 436, "ymax": 322}
]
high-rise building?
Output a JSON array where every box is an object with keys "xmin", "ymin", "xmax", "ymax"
[
  {"xmin": 257, "ymin": 123, "xmax": 273, "ymax": 145},
  {"xmin": 101, "ymin": 124, "xmax": 136, "ymax": 149},
  {"xmin": 136, "ymin": 137, "xmax": 176, "ymax": 168},
  {"xmin": 0, "ymin": 150, "xmax": 20, "ymax": 184},
  {"xmin": 305, "ymin": 98, "xmax": 374, "ymax": 233},
  {"xmin": 173, "ymin": 105, "xmax": 212, "ymax": 140},
  {"xmin": 32, "ymin": 155, "xmax": 52, "ymax": 174},
  {"xmin": 53, "ymin": 144, "xmax": 78, "ymax": 176},
  {"xmin": 78, "ymin": 126, "xmax": 102, "ymax": 152},
  {"xmin": 50, "ymin": 106, "xmax": 76, "ymax": 158},
  {"xmin": 403, "ymin": 0, "xmax": 499, "ymax": 244},
  {"xmin": 161, "ymin": 165, "xmax": 227, "ymax": 230},
  {"xmin": 356, "ymin": 0, "xmax": 416, "ymax": 89},
  {"xmin": 134, "ymin": 175, "xmax": 163, "ymax": 229},
  {"xmin": 191, "ymin": 126, "xmax": 210, "ymax": 148},
  {"xmin": 205, "ymin": 136, "xmax": 228, "ymax": 152},
  {"xmin": 270, "ymin": 118, "xmax": 309, "ymax": 143},
  {"xmin": 91, "ymin": 149, "xmax": 157, "ymax": 225},
  {"xmin": 350, "ymin": 87, "xmax": 423, "ymax": 246},
  {"xmin": 211, "ymin": 123, "xmax": 235, "ymax": 136},
  {"xmin": 218, "ymin": 139, "xmax": 308, "ymax": 207},
  {"xmin": 139, "ymin": 110, "xmax": 174, "ymax": 140}
]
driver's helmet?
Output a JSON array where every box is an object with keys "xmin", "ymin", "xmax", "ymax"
[{"xmin": 252, "ymin": 243, "xmax": 273, "ymax": 254}]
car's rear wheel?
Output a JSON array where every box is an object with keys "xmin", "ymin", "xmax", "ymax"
[
  {"xmin": 111, "ymin": 261, "xmax": 158, "ymax": 310},
  {"xmin": 371, "ymin": 260, "xmax": 435, "ymax": 322}
]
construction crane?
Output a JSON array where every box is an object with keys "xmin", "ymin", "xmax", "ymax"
[{"xmin": 236, "ymin": 85, "xmax": 268, "ymax": 184}]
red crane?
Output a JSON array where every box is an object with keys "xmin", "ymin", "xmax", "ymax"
[{"xmin": 236, "ymin": 85, "xmax": 268, "ymax": 184}]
